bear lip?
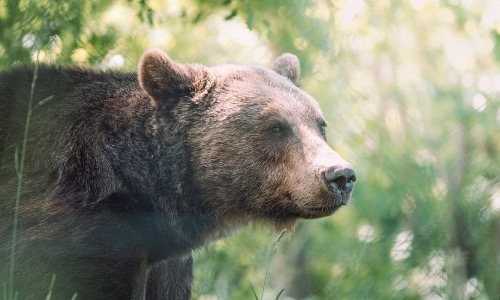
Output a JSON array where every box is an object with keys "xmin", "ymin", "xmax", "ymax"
[
  {"xmin": 300, "ymin": 203, "xmax": 344, "ymax": 218},
  {"xmin": 298, "ymin": 187, "xmax": 353, "ymax": 218}
]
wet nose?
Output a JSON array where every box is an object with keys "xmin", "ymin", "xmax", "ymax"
[{"xmin": 323, "ymin": 166, "xmax": 356, "ymax": 194}]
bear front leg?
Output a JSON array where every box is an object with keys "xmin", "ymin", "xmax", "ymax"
[{"xmin": 145, "ymin": 255, "xmax": 193, "ymax": 299}]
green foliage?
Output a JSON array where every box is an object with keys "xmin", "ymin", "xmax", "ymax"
[
  {"xmin": 1, "ymin": 0, "xmax": 500, "ymax": 299},
  {"xmin": 185, "ymin": 0, "xmax": 331, "ymax": 74},
  {"xmin": 0, "ymin": 0, "xmax": 117, "ymax": 66}
]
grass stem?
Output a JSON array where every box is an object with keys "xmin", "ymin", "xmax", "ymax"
[{"xmin": 7, "ymin": 52, "xmax": 40, "ymax": 300}]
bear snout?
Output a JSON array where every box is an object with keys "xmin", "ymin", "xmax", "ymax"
[{"xmin": 322, "ymin": 166, "xmax": 356, "ymax": 203}]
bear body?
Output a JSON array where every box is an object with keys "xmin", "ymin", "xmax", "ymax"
[{"xmin": 0, "ymin": 50, "xmax": 355, "ymax": 299}]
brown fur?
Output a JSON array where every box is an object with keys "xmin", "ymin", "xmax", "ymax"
[{"xmin": 0, "ymin": 49, "xmax": 355, "ymax": 299}]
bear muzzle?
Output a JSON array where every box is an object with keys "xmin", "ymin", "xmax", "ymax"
[{"xmin": 297, "ymin": 165, "xmax": 356, "ymax": 219}]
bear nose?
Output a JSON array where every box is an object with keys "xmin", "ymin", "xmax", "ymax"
[{"xmin": 323, "ymin": 166, "xmax": 356, "ymax": 194}]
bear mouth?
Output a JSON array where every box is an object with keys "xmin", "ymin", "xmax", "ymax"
[
  {"xmin": 288, "ymin": 193, "xmax": 347, "ymax": 218},
  {"xmin": 309, "ymin": 204, "xmax": 342, "ymax": 212},
  {"xmin": 301, "ymin": 203, "xmax": 344, "ymax": 218}
]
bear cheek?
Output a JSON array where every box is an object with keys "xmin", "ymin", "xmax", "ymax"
[
  {"xmin": 283, "ymin": 166, "xmax": 329, "ymax": 213},
  {"xmin": 187, "ymin": 134, "xmax": 264, "ymax": 214}
]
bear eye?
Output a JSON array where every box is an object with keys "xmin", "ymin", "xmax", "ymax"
[
  {"xmin": 319, "ymin": 123, "xmax": 327, "ymax": 139},
  {"xmin": 271, "ymin": 123, "xmax": 282, "ymax": 134}
]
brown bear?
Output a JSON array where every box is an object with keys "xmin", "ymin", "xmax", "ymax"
[{"xmin": 0, "ymin": 49, "xmax": 355, "ymax": 299}]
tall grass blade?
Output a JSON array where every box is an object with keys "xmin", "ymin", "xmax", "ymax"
[
  {"xmin": 261, "ymin": 229, "xmax": 287, "ymax": 300},
  {"xmin": 44, "ymin": 274, "xmax": 56, "ymax": 300},
  {"xmin": 8, "ymin": 53, "xmax": 41, "ymax": 300},
  {"xmin": 249, "ymin": 283, "xmax": 259, "ymax": 300},
  {"xmin": 32, "ymin": 95, "xmax": 53, "ymax": 110},
  {"xmin": 275, "ymin": 288, "xmax": 285, "ymax": 300}
]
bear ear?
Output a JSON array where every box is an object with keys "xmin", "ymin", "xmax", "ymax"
[
  {"xmin": 138, "ymin": 49, "xmax": 196, "ymax": 108},
  {"xmin": 272, "ymin": 53, "xmax": 301, "ymax": 84}
]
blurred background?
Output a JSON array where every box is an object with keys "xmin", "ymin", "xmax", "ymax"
[{"xmin": 1, "ymin": 0, "xmax": 500, "ymax": 299}]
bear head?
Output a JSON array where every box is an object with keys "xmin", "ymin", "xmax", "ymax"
[{"xmin": 138, "ymin": 49, "xmax": 356, "ymax": 231}]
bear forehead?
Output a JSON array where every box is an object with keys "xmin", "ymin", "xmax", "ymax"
[
  {"xmin": 208, "ymin": 64, "xmax": 324, "ymax": 124},
  {"xmin": 210, "ymin": 64, "xmax": 298, "ymax": 90}
]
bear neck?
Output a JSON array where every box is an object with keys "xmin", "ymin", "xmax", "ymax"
[
  {"xmin": 108, "ymin": 105, "xmax": 219, "ymax": 260},
  {"xmin": 48, "ymin": 88, "xmax": 218, "ymax": 260}
]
